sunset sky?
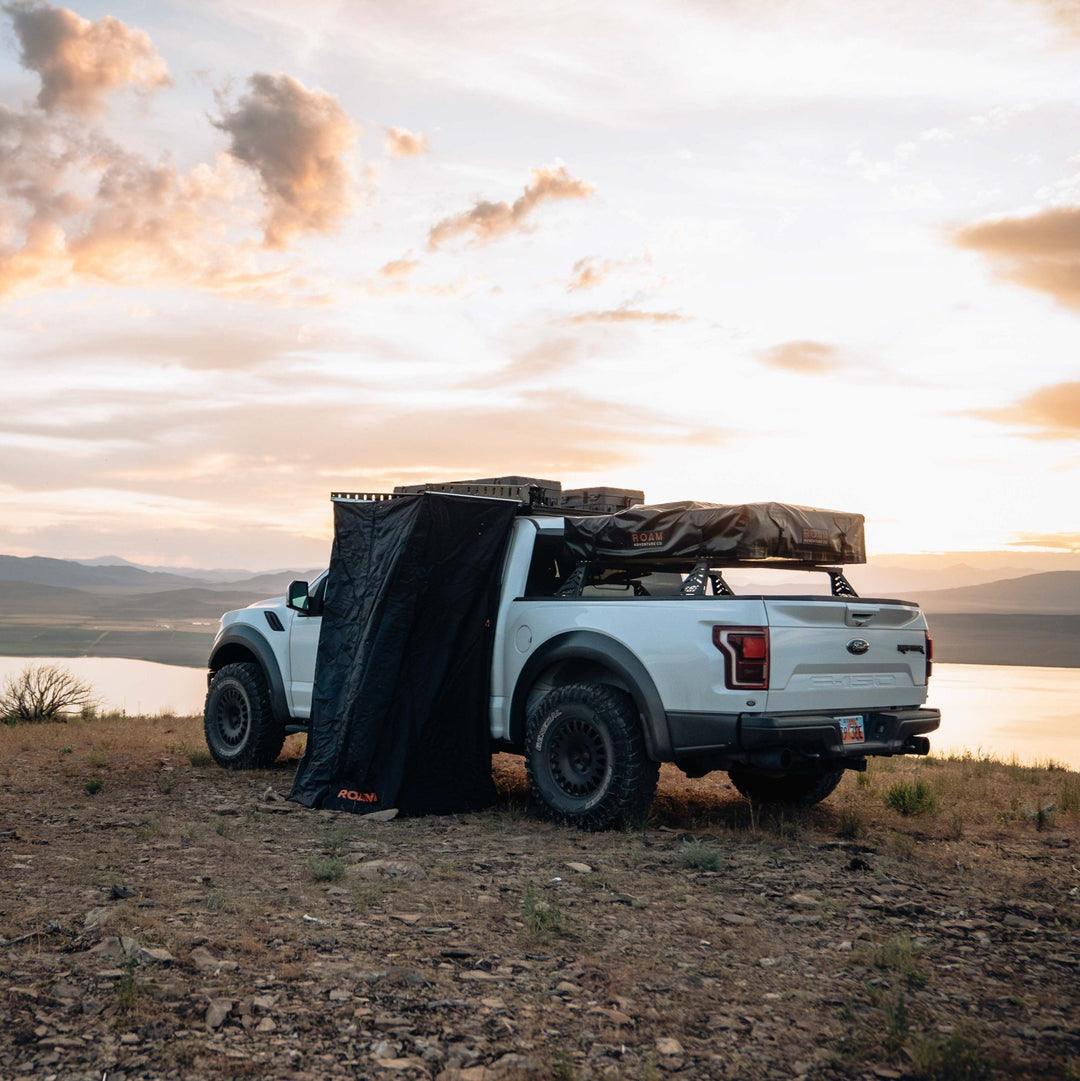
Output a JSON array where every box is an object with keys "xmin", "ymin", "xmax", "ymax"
[{"xmin": 2, "ymin": 0, "xmax": 1079, "ymax": 570}]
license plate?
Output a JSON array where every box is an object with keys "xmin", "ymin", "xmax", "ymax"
[{"xmin": 838, "ymin": 715, "xmax": 865, "ymax": 743}]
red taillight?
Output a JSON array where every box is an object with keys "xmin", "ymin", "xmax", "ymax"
[
  {"xmin": 925, "ymin": 633, "xmax": 933, "ymax": 682},
  {"xmin": 713, "ymin": 626, "xmax": 769, "ymax": 690}
]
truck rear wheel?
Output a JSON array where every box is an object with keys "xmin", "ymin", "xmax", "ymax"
[
  {"xmin": 525, "ymin": 683, "xmax": 659, "ymax": 831},
  {"xmin": 728, "ymin": 766, "xmax": 844, "ymax": 806},
  {"xmin": 204, "ymin": 662, "xmax": 285, "ymax": 769}
]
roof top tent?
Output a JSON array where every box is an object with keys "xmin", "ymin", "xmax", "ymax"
[
  {"xmin": 559, "ymin": 501, "xmax": 866, "ymax": 599},
  {"xmin": 289, "ymin": 490, "xmax": 519, "ymax": 815}
]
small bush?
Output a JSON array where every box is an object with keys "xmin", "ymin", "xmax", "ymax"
[
  {"xmin": 0, "ymin": 663, "xmax": 98, "ymax": 723},
  {"xmin": 308, "ymin": 855, "xmax": 347, "ymax": 882},
  {"xmin": 116, "ymin": 959, "xmax": 139, "ymax": 1012},
  {"xmin": 187, "ymin": 749, "xmax": 213, "ymax": 767},
  {"xmin": 85, "ymin": 777, "xmax": 104, "ymax": 796},
  {"xmin": 883, "ymin": 990, "xmax": 909, "ymax": 1053},
  {"xmin": 1061, "ymin": 776, "xmax": 1080, "ymax": 814},
  {"xmin": 523, "ymin": 881, "xmax": 563, "ymax": 941},
  {"xmin": 838, "ymin": 807, "xmax": 864, "ymax": 839},
  {"xmin": 909, "ymin": 1027, "xmax": 992, "ymax": 1081},
  {"xmin": 680, "ymin": 838, "xmax": 723, "ymax": 871},
  {"xmin": 873, "ymin": 934, "xmax": 927, "ymax": 987},
  {"xmin": 885, "ymin": 779, "xmax": 937, "ymax": 816}
]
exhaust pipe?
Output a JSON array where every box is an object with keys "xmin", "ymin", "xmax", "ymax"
[
  {"xmin": 902, "ymin": 736, "xmax": 931, "ymax": 756},
  {"xmin": 747, "ymin": 749, "xmax": 793, "ymax": 771}
]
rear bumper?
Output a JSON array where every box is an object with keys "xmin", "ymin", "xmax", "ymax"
[
  {"xmin": 740, "ymin": 706, "xmax": 940, "ymax": 758},
  {"xmin": 667, "ymin": 706, "xmax": 941, "ymax": 771}
]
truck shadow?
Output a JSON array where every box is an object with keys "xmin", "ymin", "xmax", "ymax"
[{"xmin": 491, "ymin": 754, "xmax": 842, "ymax": 836}]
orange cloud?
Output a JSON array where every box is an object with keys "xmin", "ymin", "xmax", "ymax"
[
  {"xmin": 972, "ymin": 381, "xmax": 1080, "ymax": 438},
  {"xmin": 6, "ymin": 1, "xmax": 169, "ymax": 115},
  {"xmin": 565, "ymin": 308, "xmax": 685, "ymax": 325},
  {"xmin": 428, "ymin": 163, "xmax": 593, "ymax": 250},
  {"xmin": 378, "ymin": 257, "xmax": 418, "ymax": 279},
  {"xmin": 568, "ymin": 256, "xmax": 612, "ymax": 291},
  {"xmin": 756, "ymin": 340, "xmax": 842, "ymax": 373},
  {"xmin": 0, "ymin": 108, "xmax": 289, "ymax": 302},
  {"xmin": 952, "ymin": 206, "xmax": 1080, "ymax": 310},
  {"xmin": 215, "ymin": 73, "xmax": 357, "ymax": 249},
  {"xmin": 1009, "ymin": 532, "xmax": 1080, "ymax": 552},
  {"xmin": 383, "ymin": 126, "xmax": 428, "ymax": 158}
]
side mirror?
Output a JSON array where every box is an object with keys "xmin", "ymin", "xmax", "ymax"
[{"xmin": 286, "ymin": 580, "xmax": 310, "ymax": 612}]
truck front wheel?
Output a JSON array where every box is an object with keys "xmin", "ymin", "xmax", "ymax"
[
  {"xmin": 204, "ymin": 662, "xmax": 285, "ymax": 769},
  {"xmin": 728, "ymin": 766, "xmax": 844, "ymax": 806},
  {"xmin": 525, "ymin": 683, "xmax": 659, "ymax": 831}
]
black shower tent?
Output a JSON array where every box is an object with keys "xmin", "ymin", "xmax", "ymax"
[{"xmin": 289, "ymin": 492, "xmax": 518, "ymax": 815}]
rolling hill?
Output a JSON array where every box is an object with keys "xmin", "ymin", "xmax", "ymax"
[{"xmin": 911, "ymin": 571, "xmax": 1080, "ymax": 615}]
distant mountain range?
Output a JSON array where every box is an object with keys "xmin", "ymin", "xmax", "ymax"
[
  {"xmin": 1, "ymin": 551, "xmax": 1077, "ymax": 668},
  {"xmin": 909, "ymin": 572, "xmax": 1080, "ymax": 615},
  {"xmin": 2, "ymin": 551, "xmax": 1079, "ymax": 614},
  {"xmin": 0, "ymin": 554, "xmax": 320, "ymax": 595}
]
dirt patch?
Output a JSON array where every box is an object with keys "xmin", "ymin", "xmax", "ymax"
[{"xmin": 1, "ymin": 715, "xmax": 1078, "ymax": 1080}]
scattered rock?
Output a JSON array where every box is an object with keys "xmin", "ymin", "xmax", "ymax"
[
  {"xmin": 83, "ymin": 906, "xmax": 110, "ymax": 930},
  {"xmin": 719, "ymin": 912, "xmax": 756, "ymax": 926},
  {"xmin": 356, "ymin": 859, "xmax": 426, "ymax": 881},
  {"xmin": 206, "ymin": 998, "xmax": 234, "ymax": 1029},
  {"xmin": 89, "ymin": 936, "xmax": 135, "ymax": 961},
  {"xmin": 565, "ymin": 861, "xmax": 593, "ymax": 874},
  {"xmin": 133, "ymin": 946, "xmax": 172, "ymax": 965},
  {"xmin": 656, "ymin": 1037, "xmax": 684, "ymax": 1055}
]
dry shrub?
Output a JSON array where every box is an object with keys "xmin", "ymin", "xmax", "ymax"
[{"xmin": 1, "ymin": 662, "xmax": 98, "ymax": 722}]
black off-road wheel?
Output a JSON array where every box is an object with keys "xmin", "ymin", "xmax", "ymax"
[
  {"xmin": 203, "ymin": 662, "xmax": 285, "ymax": 769},
  {"xmin": 525, "ymin": 683, "xmax": 659, "ymax": 831},
  {"xmin": 728, "ymin": 766, "xmax": 845, "ymax": 807}
]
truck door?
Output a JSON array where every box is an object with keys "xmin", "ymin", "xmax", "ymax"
[{"xmin": 287, "ymin": 572, "xmax": 325, "ymax": 718}]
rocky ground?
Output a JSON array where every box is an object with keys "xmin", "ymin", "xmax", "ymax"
[{"xmin": 1, "ymin": 715, "xmax": 1078, "ymax": 1081}]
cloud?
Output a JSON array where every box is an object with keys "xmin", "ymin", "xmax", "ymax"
[
  {"xmin": 565, "ymin": 308, "xmax": 686, "ymax": 325},
  {"xmin": 383, "ymin": 126, "xmax": 427, "ymax": 158},
  {"xmin": 215, "ymin": 73, "xmax": 357, "ymax": 248},
  {"xmin": 0, "ymin": 384, "xmax": 727, "ymax": 508},
  {"xmin": 970, "ymin": 381, "xmax": 1080, "ymax": 438},
  {"xmin": 427, "ymin": 163, "xmax": 593, "ymax": 250},
  {"xmin": 5, "ymin": 1, "xmax": 170, "ymax": 115},
  {"xmin": 0, "ymin": 108, "xmax": 287, "ymax": 301},
  {"xmin": 567, "ymin": 256, "xmax": 612, "ymax": 291},
  {"xmin": 952, "ymin": 206, "xmax": 1080, "ymax": 310},
  {"xmin": 461, "ymin": 336, "xmax": 584, "ymax": 389},
  {"xmin": 377, "ymin": 257, "xmax": 418, "ymax": 279},
  {"xmin": 0, "ymin": 63, "xmax": 360, "ymax": 297},
  {"xmin": 1009, "ymin": 532, "xmax": 1080, "ymax": 552},
  {"xmin": 755, "ymin": 340, "xmax": 842, "ymax": 374}
]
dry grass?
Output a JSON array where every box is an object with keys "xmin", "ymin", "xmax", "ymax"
[{"xmin": 2, "ymin": 713, "xmax": 1078, "ymax": 1081}]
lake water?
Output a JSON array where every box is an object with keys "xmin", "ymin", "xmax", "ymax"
[
  {"xmin": 0, "ymin": 656, "xmax": 207, "ymax": 718},
  {"xmin": 0, "ymin": 656, "xmax": 1077, "ymax": 769}
]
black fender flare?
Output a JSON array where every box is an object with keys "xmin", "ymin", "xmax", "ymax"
[
  {"xmin": 510, "ymin": 630, "xmax": 673, "ymax": 761},
  {"xmin": 208, "ymin": 626, "xmax": 289, "ymax": 725}
]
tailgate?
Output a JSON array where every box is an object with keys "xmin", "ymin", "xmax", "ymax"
[{"xmin": 763, "ymin": 599, "xmax": 930, "ymax": 713}]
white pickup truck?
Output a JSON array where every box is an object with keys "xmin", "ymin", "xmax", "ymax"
[{"xmin": 203, "ymin": 493, "xmax": 940, "ymax": 829}]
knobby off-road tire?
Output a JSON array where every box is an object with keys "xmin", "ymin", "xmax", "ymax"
[
  {"xmin": 728, "ymin": 766, "xmax": 845, "ymax": 807},
  {"xmin": 525, "ymin": 682, "xmax": 659, "ymax": 831},
  {"xmin": 203, "ymin": 662, "xmax": 285, "ymax": 770}
]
